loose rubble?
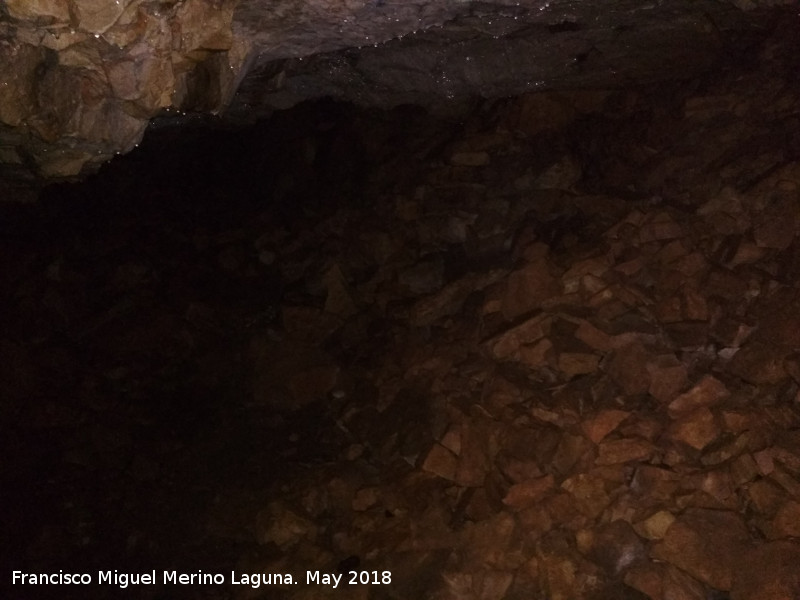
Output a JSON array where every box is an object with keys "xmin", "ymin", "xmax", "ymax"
[{"xmin": 2, "ymin": 41, "xmax": 800, "ymax": 600}]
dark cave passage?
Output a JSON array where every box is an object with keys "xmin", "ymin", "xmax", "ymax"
[{"xmin": 3, "ymin": 39, "xmax": 800, "ymax": 600}]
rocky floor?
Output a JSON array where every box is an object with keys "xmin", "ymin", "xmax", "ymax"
[{"xmin": 3, "ymin": 37, "xmax": 800, "ymax": 600}]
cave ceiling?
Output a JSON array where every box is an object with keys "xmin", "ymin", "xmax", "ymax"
[{"xmin": 0, "ymin": 0, "xmax": 796, "ymax": 197}]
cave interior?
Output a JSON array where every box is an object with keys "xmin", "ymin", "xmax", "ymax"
[{"xmin": 2, "ymin": 2, "xmax": 800, "ymax": 600}]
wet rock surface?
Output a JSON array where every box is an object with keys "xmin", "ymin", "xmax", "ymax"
[
  {"xmin": 0, "ymin": 0, "xmax": 796, "ymax": 183},
  {"xmin": 3, "ymin": 40, "xmax": 800, "ymax": 600}
]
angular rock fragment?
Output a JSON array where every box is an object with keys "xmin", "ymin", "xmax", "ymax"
[
  {"xmin": 582, "ymin": 409, "xmax": 631, "ymax": 444},
  {"xmin": 502, "ymin": 474, "xmax": 555, "ymax": 511},
  {"xmin": 650, "ymin": 508, "xmax": 752, "ymax": 591},
  {"xmin": 667, "ymin": 407, "xmax": 720, "ymax": 451},
  {"xmin": 731, "ymin": 541, "xmax": 800, "ymax": 600},
  {"xmin": 596, "ymin": 438, "xmax": 653, "ymax": 465},
  {"xmin": 606, "ymin": 341, "xmax": 652, "ymax": 395},
  {"xmin": 667, "ymin": 375, "xmax": 728, "ymax": 416},
  {"xmin": 483, "ymin": 313, "xmax": 551, "ymax": 360},
  {"xmin": 635, "ymin": 510, "xmax": 676, "ymax": 540},
  {"xmin": 729, "ymin": 341, "xmax": 789, "ymax": 385},
  {"xmin": 647, "ymin": 354, "xmax": 689, "ymax": 403},
  {"xmin": 585, "ymin": 520, "xmax": 647, "ymax": 576},
  {"xmin": 501, "ymin": 259, "xmax": 562, "ymax": 320},
  {"xmin": 421, "ymin": 443, "xmax": 458, "ymax": 481}
]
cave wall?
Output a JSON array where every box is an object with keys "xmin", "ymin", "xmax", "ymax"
[{"xmin": 0, "ymin": 0, "xmax": 796, "ymax": 193}]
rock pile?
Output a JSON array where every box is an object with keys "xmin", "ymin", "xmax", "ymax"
[{"xmin": 2, "ymin": 44, "xmax": 800, "ymax": 600}]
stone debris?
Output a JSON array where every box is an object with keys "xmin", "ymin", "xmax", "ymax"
[{"xmin": 3, "ymin": 49, "xmax": 800, "ymax": 600}]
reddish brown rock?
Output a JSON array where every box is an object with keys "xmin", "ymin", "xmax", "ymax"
[
  {"xmin": 651, "ymin": 508, "xmax": 752, "ymax": 590},
  {"xmin": 255, "ymin": 501, "xmax": 318, "ymax": 548},
  {"xmin": 502, "ymin": 474, "xmax": 555, "ymax": 511},
  {"xmin": 668, "ymin": 407, "xmax": 720, "ymax": 451},
  {"xmin": 455, "ymin": 420, "xmax": 492, "ymax": 487},
  {"xmin": 606, "ymin": 341, "xmax": 652, "ymax": 395},
  {"xmin": 287, "ymin": 364, "xmax": 340, "ymax": 407},
  {"xmin": 440, "ymin": 424, "xmax": 462, "ymax": 455},
  {"xmin": 694, "ymin": 469, "xmax": 736, "ymax": 506},
  {"xmin": 657, "ymin": 237, "xmax": 691, "ymax": 262},
  {"xmin": 518, "ymin": 504, "xmax": 553, "ymax": 539},
  {"xmin": 705, "ymin": 267, "xmax": 749, "ymax": 303},
  {"xmin": 586, "ymin": 520, "xmax": 647, "ymax": 576},
  {"xmin": 635, "ymin": 510, "xmax": 676, "ymax": 540},
  {"xmin": 729, "ymin": 341, "xmax": 789, "ymax": 385},
  {"xmin": 625, "ymin": 562, "xmax": 709, "ymax": 600},
  {"xmin": 501, "ymin": 258, "xmax": 563, "ymax": 320},
  {"xmin": 624, "ymin": 562, "xmax": 665, "ymax": 599},
  {"xmin": 519, "ymin": 338, "xmax": 555, "ymax": 369},
  {"xmin": 647, "ymin": 354, "xmax": 689, "ymax": 402},
  {"xmin": 410, "ymin": 270, "xmax": 506, "ymax": 326},
  {"xmin": 682, "ymin": 288, "xmax": 709, "ymax": 321},
  {"xmin": 722, "ymin": 410, "xmax": 763, "ymax": 434},
  {"xmin": 616, "ymin": 256, "xmax": 648, "ymax": 281},
  {"xmin": 728, "ymin": 241, "xmax": 768, "ymax": 267},
  {"xmin": 770, "ymin": 466, "xmax": 800, "ymax": 498},
  {"xmin": 663, "ymin": 321, "xmax": 709, "ymax": 348},
  {"xmin": 620, "ymin": 416, "xmax": 663, "ymax": 442},
  {"xmin": 731, "ymin": 541, "xmax": 800, "ymax": 600},
  {"xmin": 449, "ymin": 151, "xmax": 491, "ymax": 166},
  {"xmin": 580, "ymin": 273, "xmax": 608, "ymax": 295},
  {"xmin": 573, "ymin": 318, "xmax": 613, "ymax": 352},
  {"xmin": 484, "ymin": 313, "xmax": 551, "ymax": 360},
  {"xmin": 535, "ymin": 535, "xmax": 605, "ymax": 600},
  {"xmin": 712, "ymin": 316, "xmax": 755, "ymax": 348},
  {"xmin": 500, "ymin": 458, "xmax": 543, "ymax": 484},
  {"xmin": 630, "ymin": 465, "xmax": 680, "ymax": 495},
  {"xmin": 562, "ymin": 256, "xmax": 610, "ymax": 294},
  {"xmin": 557, "ymin": 351, "xmax": 600, "ymax": 378},
  {"xmin": 783, "ymin": 352, "xmax": 800, "ymax": 384},
  {"xmin": 667, "ymin": 375, "xmax": 729, "ymax": 416},
  {"xmin": 771, "ymin": 500, "xmax": 800, "ymax": 538},
  {"xmin": 671, "ymin": 252, "xmax": 709, "ymax": 278},
  {"xmin": 753, "ymin": 448, "xmax": 776, "ymax": 476},
  {"xmin": 552, "ymin": 433, "xmax": 595, "ymax": 474},
  {"xmin": 596, "ymin": 437, "xmax": 653, "ymax": 465},
  {"xmin": 543, "ymin": 491, "xmax": 585, "ymax": 531},
  {"xmin": 639, "ymin": 211, "xmax": 685, "ymax": 242},
  {"xmin": 461, "ymin": 512, "xmax": 520, "ymax": 569},
  {"xmin": 251, "ymin": 339, "xmax": 340, "ymax": 409},
  {"xmin": 582, "ymin": 409, "xmax": 631, "ymax": 444},
  {"xmin": 773, "ymin": 443, "xmax": 800, "ymax": 472},
  {"xmin": 421, "ymin": 443, "xmax": 458, "ymax": 481},
  {"xmin": 753, "ymin": 197, "xmax": 799, "ymax": 249},
  {"xmin": 561, "ymin": 473, "xmax": 610, "ymax": 518},
  {"xmin": 441, "ymin": 569, "xmax": 514, "ymax": 600},
  {"xmin": 747, "ymin": 478, "xmax": 787, "ymax": 515},
  {"xmin": 730, "ymin": 453, "xmax": 759, "ymax": 486},
  {"xmin": 624, "ymin": 563, "xmax": 664, "ymax": 600},
  {"xmin": 653, "ymin": 295, "xmax": 683, "ymax": 323}
]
